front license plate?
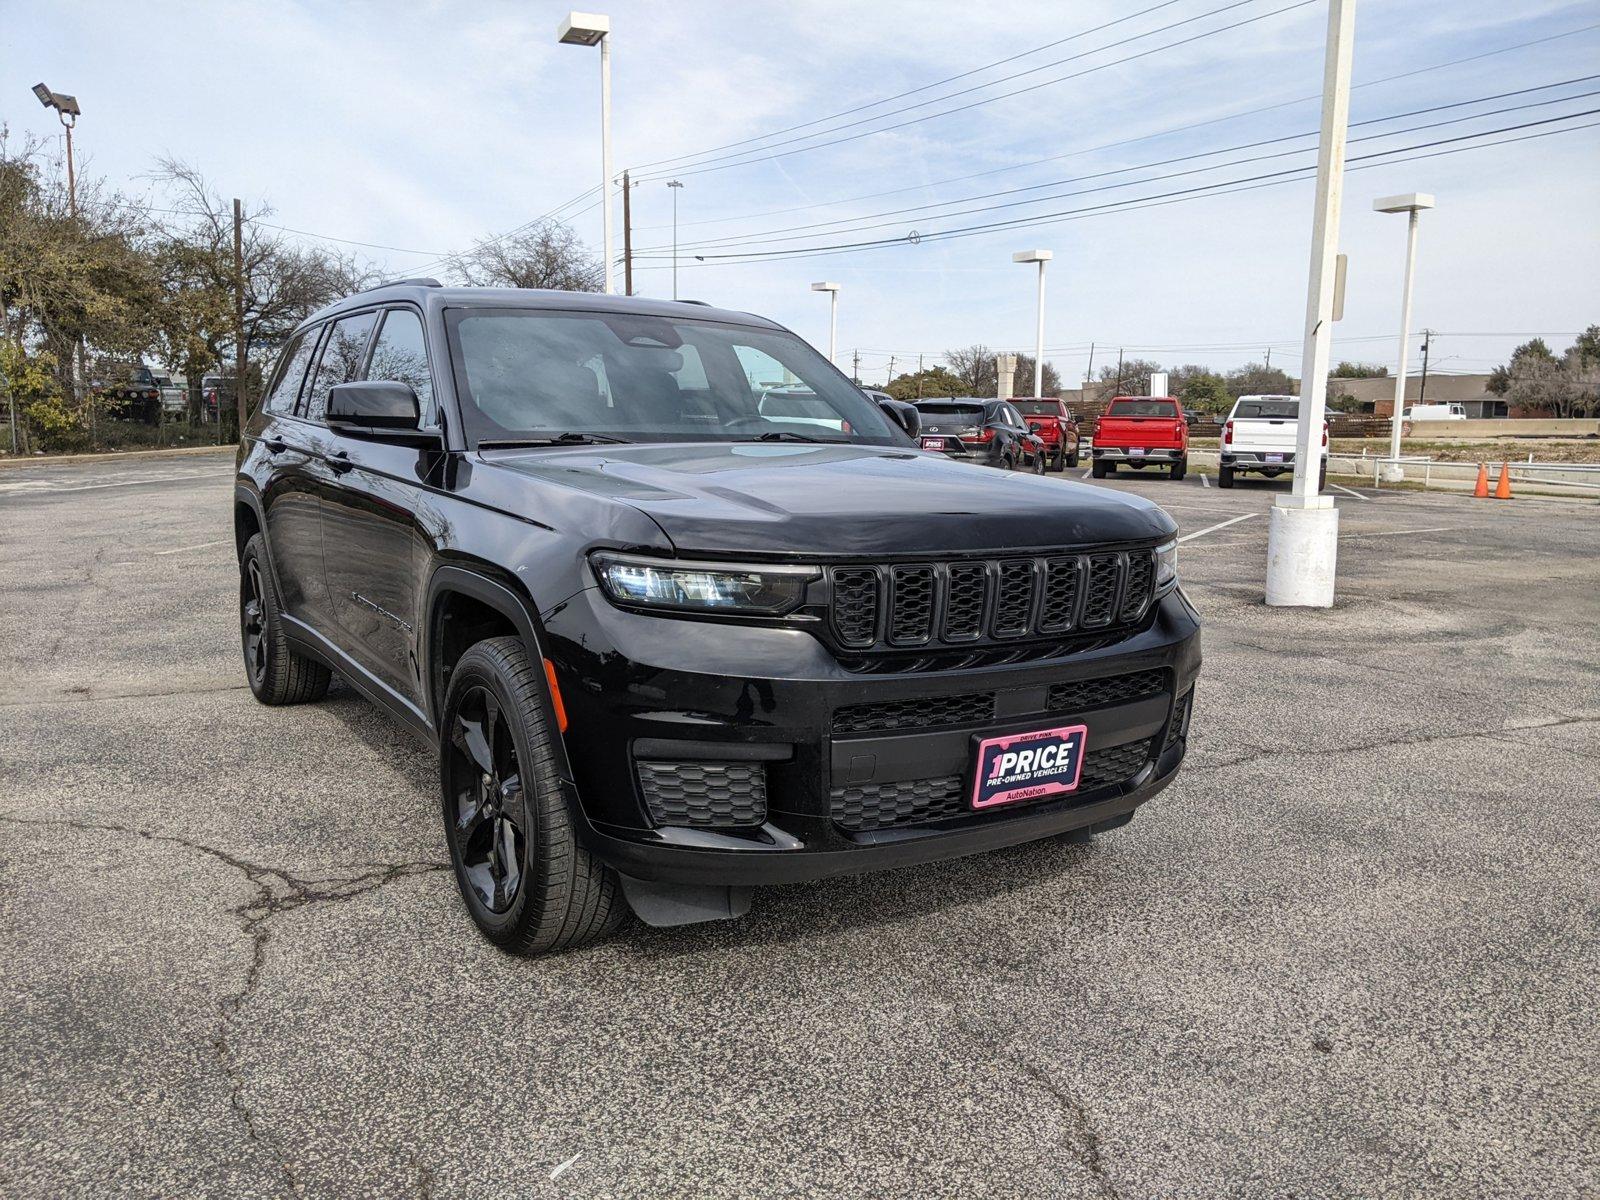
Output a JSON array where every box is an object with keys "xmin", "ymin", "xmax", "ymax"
[
  {"xmin": 920, "ymin": 436, "xmax": 948, "ymax": 450},
  {"xmin": 970, "ymin": 724, "xmax": 1088, "ymax": 810},
  {"xmin": 1129, "ymin": 447, "xmax": 1145, "ymax": 456},
  {"xmin": 1266, "ymin": 452, "xmax": 1285, "ymax": 463}
]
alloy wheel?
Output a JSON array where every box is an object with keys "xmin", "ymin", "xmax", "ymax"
[
  {"xmin": 445, "ymin": 685, "xmax": 529, "ymax": 914},
  {"xmin": 241, "ymin": 559, "xmax": 268, "ymax": 688}
]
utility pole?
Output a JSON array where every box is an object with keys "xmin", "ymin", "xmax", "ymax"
[
  {"xmin": 886, "ymin": 355, "xmax": 896, "ymax": 386},
  {"xmin": 916, "ymin": 353, "xmax": 924, "ymax": 399},
  {"xmin": 851, "ymin": 349, "xmax": 860, "ymax": 385},
  {"xmin": 1417, "ymin": 329, "xmax": 1433, "ymax": 406},
  {"xmin": 233, "ymin": 198, "xmax": 247, "ymax": 442},
  {"xmin": 621, "ymin": 170, "xmax": 634, "ymax": 296},
  {"xmin": 1084, "ymin": 342, "xmax": 1096, "ymax": 396},
  {"xmin": 1114, "ymin": 347, "xmax": 1125, "ymax": 395},
  {"xmin": 1265, "ymin": 0, "xmax": 1355, "ymax": 609},
  {"xmin": 1265, "ymin": 346, "xmax": 1272, "ymax": 371}
]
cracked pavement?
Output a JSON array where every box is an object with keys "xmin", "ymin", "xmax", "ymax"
[{"xmin": 2, "ymin": 449, "xmax": 1597, "ymax": 1198}]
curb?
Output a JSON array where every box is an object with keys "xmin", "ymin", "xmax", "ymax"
[{"xmin": 0, "ymin": 444, "xmax": 236, "ymax": 469}]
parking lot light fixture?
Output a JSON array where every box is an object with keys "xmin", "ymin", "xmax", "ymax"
[
  {"xmin": 1374, "ymin": 193, "xmax": 1436, "ymax": 462},
  {"xmin": 1265, "ymin": 0, "xmax": 1354, "ymax": 609},
  {"xmin": 32, "ymin": 82, "xmax": 81, "ymax": 214},
  {"xmin": 811, "ymin": 282, "xmax": 841, "ymax": 365},
  {"xmin": 1013, "ymin": 250, "xmax": 1052, "ymax": 397},
  {"xmin": 556, "ymin": 13, "xmax": 614, "ymax": 294},
  {"xmin": 667, "ymin": 180, "xmax": 684, "ymax": 300}
]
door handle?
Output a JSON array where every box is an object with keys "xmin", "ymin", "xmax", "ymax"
[
  {"xmin": 328, "ymin": 449, "xmax": 353, "ymax": 474},
  {"xmin": 263, "ymin": 437, "xmax": 288, "ymax": 455}
]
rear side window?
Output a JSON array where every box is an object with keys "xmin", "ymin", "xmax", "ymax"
[
  {"xmin": 262, "ymin": 331, "xmax": 318, "ymax": 415},
  {"xmin": 302, "ymin": 311, "xmax": 377, "ymax": 422},
  {"xmin": 1013, "ymin": 401, "xmax": 1060, "ymax": 416},
  {"xmin": 1107, "ymin": 399, "xmax": 1178, "ymax": 417},
  {"xmin": 366, "ymin": 309, "xmax": 435, "ymax": 422}
]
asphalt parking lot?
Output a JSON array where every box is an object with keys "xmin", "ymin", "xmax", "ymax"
[{"xmin": 3, "ymin": 448, "xmax": 1597, "ymax": 1199}]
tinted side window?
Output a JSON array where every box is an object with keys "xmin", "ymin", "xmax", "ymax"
[
  {"xmin": 262, "ymin": 331, "xmax": 318, "ymax": 415},
  {"xmin": 366, "ymin": 309, "xmax": 435, "ymax": 421},
  {"xmin": 302, "ymin": 312, "xmax": 377, "ymax": 422}
]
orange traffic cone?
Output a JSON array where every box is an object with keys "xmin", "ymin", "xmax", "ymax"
[
  {"xmin": 1494, "ymin": 463, "xmax": 1513, "ymax": 500},
  {"xmin": 1473, "ymin": 463, "xmax": 1490, "ymax": 498}
]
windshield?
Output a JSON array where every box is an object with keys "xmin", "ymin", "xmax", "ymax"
[
  {"xmin": 1107, "ymin": 400, "xmax": 1177, "ymax": 417},
  {"xmin": 1235, "ymin": 399, "xmax": 1300, "ymax": 419},
  {"xmin": 446, "ymin": 308, "xmax": 901, "ymax": 447}
]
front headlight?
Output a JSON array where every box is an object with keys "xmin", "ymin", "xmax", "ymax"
[
  {"xmin": 1154, "ymin": 539, "xmax": 1178, "ymax": 594},
  {"xmin": 591, "ymin": 553, "xmax": 818, "ymax": 615}
]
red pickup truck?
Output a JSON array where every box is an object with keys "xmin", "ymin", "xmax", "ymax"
[
  {"xmin": 1010, "ymin": 398, "xmax": 1081, "ymax": 471},
  {"xmin": 1090, "ymin": 396, "xmax": 1188, "ymax": 481}
]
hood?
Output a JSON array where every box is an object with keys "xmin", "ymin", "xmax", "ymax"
[{"xmin": 483, "ymin": 442, "xmax": 1176, "ymax": 557}]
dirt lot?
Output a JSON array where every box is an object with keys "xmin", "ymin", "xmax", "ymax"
[{"xmin": 3, "ymin": 448, "xmax": 1597, "ymax": 1198}]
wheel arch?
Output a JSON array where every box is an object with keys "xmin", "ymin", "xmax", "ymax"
[{"xmin": 424, "ymin": 565, "xmax": 573, "ymax": 782}]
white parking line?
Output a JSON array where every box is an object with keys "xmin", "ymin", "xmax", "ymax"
[
  {"xmin": 1177, "ymin": 512, "xmax": 1259, "ymax": 543},
  {"xmin": 1199, "ymin": 473, "xmax": 1210, "ymax": 488},
  {"xmin": 154, "ymin": 538, "xmax": 232, "ymax": 557},
  {"xmin": 1343, "ymin": 526, "xmax": 1459, "ymax": 538},
  {"xmin": 0, "ymin": 470, "xmax": 232, "ymax": 495},
  {"xmin": 1080, "ymin": 468, "xmax": 1092, "ymax": 480},
  {"xmin": 1330, "ymin": 482, "xmax": 1370, "ymax": 501}
]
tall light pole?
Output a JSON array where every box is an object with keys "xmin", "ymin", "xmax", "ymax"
[
  {"xmin": 32, "ymin": 83, "xmax": 81, "ymax": 215},
  {"xmin": 667, "ymin": 180, "xmax": 684, "ymax": 300},
  {"xmin": 1265, "ymin": 0, "xmax": 1355, "ymax": 609},
  {"xmin": 811, "ymin": 282, "xmax": 841, "ymax": 365},
  {"xmin": 1013, "ymin": 249, "xmax": 1052, "ymax": 397},
  {"xmin": 1375, "ymin": 193, "xmax": 1435, "ymax": 462},
  {"xmin": 557, "ymin": 13, "xmax": 614, "ymax": 294}
]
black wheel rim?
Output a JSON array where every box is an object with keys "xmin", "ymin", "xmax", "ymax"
[
  {"xmin": 445, "ymin": 685, "xmax": 529, "ymax": 914},
  {"xmin": 241, "ymin": 559, "xmax": 268, "ymax": 688}
]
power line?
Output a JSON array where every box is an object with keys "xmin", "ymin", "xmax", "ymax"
[
  {"xmin": 635, "ymin": 79, "xmax": 1598, "ymax": 254},
  {"xmin": 629, "ymin": 114, "xmax": 1600, "ymax": 268},
  {"xmin": 626, "ymin": 0, "xmax": 1194, "ymax": 172},
  {"xmin": 631, "ymin": 0, "xmax": 1321, "ymax": 182},
  {"xmin": 629, "ymin": 21, "xmax": 1600, "ymax": 232}
]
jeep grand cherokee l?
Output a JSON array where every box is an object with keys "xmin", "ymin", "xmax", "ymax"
[{"xmin": 235, "ymin": 281, "xmax": 1200, "ymax": 954}]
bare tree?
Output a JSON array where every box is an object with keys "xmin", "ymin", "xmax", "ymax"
[
  {"xmin": 446, "ymin": 221, "xmax": 603, "ymax": 292},
  {"xmin": 943, "ymin": 345, "xmax": 1061, "ymax": 397}
]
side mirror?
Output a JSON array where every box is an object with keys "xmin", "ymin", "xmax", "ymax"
[
  {"xmin": 327, "ymin": 381, "xmax": 420, "ymax": 432},
  {"xmin": 877, "ymin": 397, "xmax": 920, "ymax": 439}
]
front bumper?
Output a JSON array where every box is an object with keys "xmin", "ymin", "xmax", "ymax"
[{"xmin": 542, "ymin": 585, "xmax": 1202, "ymax": 886}]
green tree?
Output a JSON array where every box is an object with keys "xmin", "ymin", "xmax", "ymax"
[
  {"xmin": 884, "ymin": 366, "xmax": 965, "ymax": 400},
  {"xmin": 1177, "ymin": 371, "xmax": 1232, "ymax": 414},
  {"xmin": 1330, "ymin": 361, "xmax": 1388, "ymax": 378},
  {"xmin": 1225, "ymin": 361, "xmax": 1297, "ymax": 398}
]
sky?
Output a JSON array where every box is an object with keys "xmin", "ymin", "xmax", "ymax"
[{"xmin": 6, "ymin": 0, "xmax": 1599, "ymax": 386}]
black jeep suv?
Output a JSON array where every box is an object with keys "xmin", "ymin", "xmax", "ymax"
[{"xmin": 235, "ymin": 281, "xmax": 1200, "ymax": 954}]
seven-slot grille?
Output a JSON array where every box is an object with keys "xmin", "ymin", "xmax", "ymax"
[{"xmin": 827, "ymin": 549, "xmax": 1157, "ymax": 651}]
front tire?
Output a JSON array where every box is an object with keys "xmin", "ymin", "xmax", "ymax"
[
  {"xmin": 441, "ymin": 637, "xmax": 624, "ymax": 955},
  {"xmin": 239, "ymin": 534, "xmax": 331, "ymax": 705}
]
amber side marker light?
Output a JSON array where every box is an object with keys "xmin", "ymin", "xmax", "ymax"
[{"xmin": 542, "ymin": 659, "xmax": 569, "ymax": 732}]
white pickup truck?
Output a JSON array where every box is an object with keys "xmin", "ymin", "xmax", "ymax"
[{"xmin": 1219, "ymin": 395, "xmax": 1327, "ymax": 489}]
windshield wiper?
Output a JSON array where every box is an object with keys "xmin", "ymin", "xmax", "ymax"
[
  {"xmin": 477, "ymin": 432, "xmax": 632, "ymax": 449},
  {"xmin": 734, "ymin": 431, "xmax": 838, "ymax": 444}
]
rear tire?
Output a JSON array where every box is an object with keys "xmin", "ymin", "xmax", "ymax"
[
  {"xmin": 1318, "ymin": 460, "xmax": 1328, "ymax": 490},
  {"xmin": 1065, "ymin": 444, "xmax": 1080, "ymax": 469},
  {"xmin": 1171, "ymin": 456, "xmax": 1187, "ymax": 481},
  {"xmin": 1218, "ymin": 464, "xmax": 1235, "ymax": 489},
  {"xmin": 239, "ymin": 534, "xmax": 331, "ymax": 706},
  {"xmin": 441, "ymin": 637, "xmax": 624, "ymax": 955},
  {"xmin": 1091, "ymin": 459, "xmax": 1108, "ymax": 479},
  {"xmin": 1032, "ymin": 451, "xmax": 1047, "ymax": 475},
  {"xmin": 1050, "ymin": 446, "xmax": 1065, "ymax": 472}
]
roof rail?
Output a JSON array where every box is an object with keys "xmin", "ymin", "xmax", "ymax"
[
  {"xmin": 680, "ymin": 299, "xmax": 711, "ymax": 306},
  {"xmin": 361, "ymin": 276, "xmax": 443, "ymax": 294}
]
